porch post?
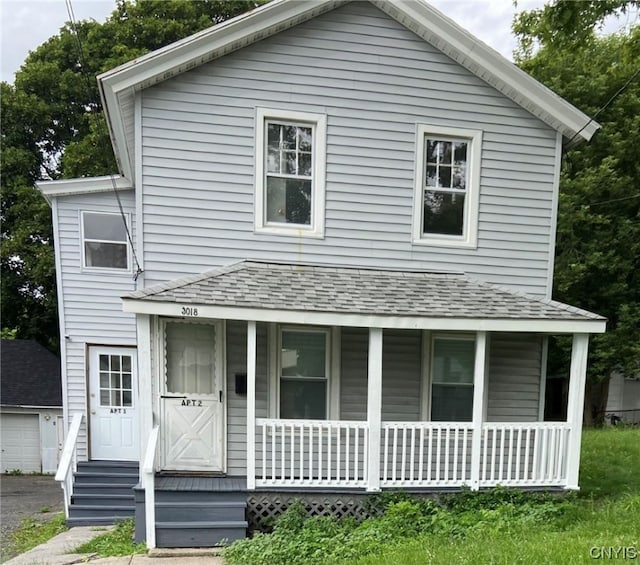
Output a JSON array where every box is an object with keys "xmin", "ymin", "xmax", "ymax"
[
  {"xmin": 470, "ymin": 331, "xmax": 488, "ymax": 491},
  {"xmin": 246, "ymin": 321, "xmax": 257, "ymax": 491},
  {"xmin": 565, "ymin": 333, "xmax": 589, "ymax": 490},
  {"xmin": 366, "ymin": 327, "xmax": 383, "ymax": 492},
  {"xmin": 137, "ymin": 314, "xmax": 153, "ymax": 476}
]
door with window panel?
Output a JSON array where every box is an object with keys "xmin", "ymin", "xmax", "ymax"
[
  {"xmin": 89, "ymin": 347, "xmax": 139, "ymax": 460},
  {"xmin": 160, "ymin": 321, "xmax": 225, "ymax": 472}
]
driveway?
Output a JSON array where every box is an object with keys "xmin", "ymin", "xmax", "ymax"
[{"xmin": 0, "ymin": 475, "xmax": 64, "ymax": 562}]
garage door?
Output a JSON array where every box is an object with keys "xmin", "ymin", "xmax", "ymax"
[{"xmin": 1, "ymin": 414, "xmax": 41, "ymax": 473}]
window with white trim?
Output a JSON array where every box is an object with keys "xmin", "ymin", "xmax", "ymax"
[
  {"xmin": 279, "ymin": 328, "xmax": 329, "ymax": 419},
  {"xmin": 430, "ymin": 336, "xmax": 475, "ymax": 422},
  {"xmin": 255, "ymin": 108, "xmax": 326, "ymax": 238},
  {"xmin": 413, "ymin": 125, "xmax": 482, "ymax": 248},
  {"xmin": 81, "ymin": 211, "xmax": 129, "ymax": 270}
]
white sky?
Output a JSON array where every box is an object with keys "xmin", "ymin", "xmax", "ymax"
[{"xmin": 0, "ymin": 0, "xmax": 548, "ymax": 84}]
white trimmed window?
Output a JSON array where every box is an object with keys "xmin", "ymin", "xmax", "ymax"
[
  {"xmin": 430, "ymin": 335, "xmax": 475, "ymax": 422},
  {"xmin": 279, "ymin": 328, "xmax": 329, "ymax": 419},
  {"xmin": 81, "ymin": 211, "xmax": 130, "ymax": 270},
  {"xmin": 413, "ymin": 125, "xmax": 482, "ymax": 248},
  {"xmin": 255, "ymin": 108, "xmax": 326, "ymax": 238}
]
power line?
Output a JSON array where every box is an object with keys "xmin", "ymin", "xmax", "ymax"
[
  {"xmin": 65, "ymin": 0, "xmax": 144, "ymax": 281},
  {"xmin": 565, "ymin": 65, "xmax": 640, "ymax": 149}
]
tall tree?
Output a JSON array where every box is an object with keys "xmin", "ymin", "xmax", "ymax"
[
  {"xmin": 514, "ymin": 1, "xmax": 640, "ymax": 424},
  {"xmin": 1, "ymin": 0, "xmax": 263, "ymax": 351}
]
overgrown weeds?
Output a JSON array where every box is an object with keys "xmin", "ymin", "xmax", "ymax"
[
  {"xmin": 75, "ymin": 519, "xmax": 146, "ymax": 557},
  {"xmin": 7, "ymin": 513, "xmax": 68, "ymax": 556},
  {"xmin": 223, "ymin": 428, "xmax": 640, "ymax": 565}
]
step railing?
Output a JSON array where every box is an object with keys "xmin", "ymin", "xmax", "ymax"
[
  {"xmin": 255, "ymin": 418, "xmax": 369, "ymax": 487},
  {"xmin": 142, "ymin": 426, "xmax": 160, "ymax": 549},
  {"xmin": 55, "ymin": 413, "xmax": 83, "ymax": 518}
]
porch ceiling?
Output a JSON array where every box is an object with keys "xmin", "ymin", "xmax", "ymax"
[{"xmin": 122, "ymin": 261, "xmax": 606, "ymax": 333}]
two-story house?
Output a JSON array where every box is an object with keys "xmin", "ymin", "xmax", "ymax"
[{"xmin": 39, "ymin": 0, "xmax": 606, "ymax": 549}]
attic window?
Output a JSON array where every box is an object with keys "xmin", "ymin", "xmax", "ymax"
[
  {"xmin": 81, "ymin": 211, "xmax": 129, "ymax": 271},
  {"xmin": 255, "ymin": 108, "xmax": 326, "ymax": 238},
  {"xmin": 413, "ymin": 125, "xmax": 482, "ymax": 249}
]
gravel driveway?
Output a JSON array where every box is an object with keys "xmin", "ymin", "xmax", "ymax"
[{"xmin": 0, "ymin": 475, "xmax": 64, "ymax": 562}]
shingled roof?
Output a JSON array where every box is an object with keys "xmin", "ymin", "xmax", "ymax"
[
  {"xmin": 125, "ymin": 261, "xmax": 604, "ymax": 325},
  {"xmin": 1, "ymin": 340, "xmax": 62, "ymax": 407}
]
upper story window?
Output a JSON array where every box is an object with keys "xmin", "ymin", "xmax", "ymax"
[
  {"xmin": 413, "ymin": 125, "xmax": 482, "ymax": 248},
  {"xmin": 255, "ymin": 108, "xmax": 326, "ymax": 238},
  {"xmin": 81, "ymin": 211, "xmax": 129, "ymax": 271}
]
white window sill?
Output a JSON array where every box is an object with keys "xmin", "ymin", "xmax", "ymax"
[
  {"xmin": 255, "ymin": 225, "xmax": 325, "ymax": 239},
  {"xmin": 412, "ymin": 236, "xmax": 477, "ymax": 249}
]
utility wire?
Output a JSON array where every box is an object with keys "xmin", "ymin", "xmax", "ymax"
[
  {"xmin": 65, "ymin": 0, "xmax": 144, "ymax": 281},
  {"xmin": 565, "ymin": 65, "xmax": 640, "ymax": 149}
]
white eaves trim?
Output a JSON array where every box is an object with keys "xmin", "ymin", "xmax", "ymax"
[
  {"xmin": 36, "ymin": 175, "xmax": 133, "ymax": 204},
  {"xmin": 373, "ymin": 0, "xmax": 599, "ymax": 143},
  {"xmin": 121, "ymin": 299, "xmax": 607, "ymax": 335},
  {"xmin": 97, "ymin": 0, "xmax": 599, "ymax": 180}
]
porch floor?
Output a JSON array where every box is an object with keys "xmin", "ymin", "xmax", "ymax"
[{"xmin": 155, "ymin": 475, "xmax": 247, "ymax": 492}]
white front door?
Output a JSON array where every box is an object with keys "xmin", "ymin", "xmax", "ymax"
[
  {"xmin": 160, "ymin": 320, "xmax": 225, "ymax": 472},
  {"xmin": 89, "ymin": 347, "xmax": 139, "ymax": 461}
]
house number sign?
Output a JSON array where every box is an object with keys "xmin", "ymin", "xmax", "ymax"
[
  {"xmin": 110, "ymin": 408, "xmax": 127, "ymax": 414},
  {"xmin": 181, "ymin": 306, "xmax": 199, "ymax": 317}
]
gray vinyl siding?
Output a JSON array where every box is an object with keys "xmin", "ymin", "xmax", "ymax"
[
  {"xmin": 486, "ymin": 334, "xmax": 542, "ymax": 421},
  {"xmin": 225, "ymin": 321, "xmax": 268, "ymax": 475},
  {"xmin": 382, "ymin": 330, "xmax": 422, "ymax": 421},
  {"xmin": 54, "ymin": 191, "xmax": 137, "ymax": 459},
  {"xmin": 140, "ymin": 2, "xmax": 557, "ymax": 296},
  {"xmin": 339, "ymin": 328, "xmax": 368, "ymax": 421}
]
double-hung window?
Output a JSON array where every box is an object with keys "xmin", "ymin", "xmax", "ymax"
[
  {"xmin": 430, "ymin": 336, "xmax": 475, "ymax": 422},
  {"xmin": 413, "ymin": 125, "xmax": 482, "ymax": 248},
  {"xmin": 255, "ymin": 108, "xmax": 326, "ymax": 238},
  {"xmin": 279, "ymin": 328, "xmax": 329, "ymax": 419},
  {"xmin": 81, "ymin": 211, "xmax": 129, "ymax": 270}
]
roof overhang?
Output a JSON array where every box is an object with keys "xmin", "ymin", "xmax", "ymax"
[
  {"xmin": 121, "ymin": 261, "xmax": 607, "ymax": 335},
  {"xmin": 97, "ymin": 0, "xmax": 600, "ymax": 181},
  {"xmin": 122, "ymin": 298, "xmax": 606, "ymax": 334},
  {"xmin": 36, "ymin": 175, "xmax": 133, "ymax": 204}
]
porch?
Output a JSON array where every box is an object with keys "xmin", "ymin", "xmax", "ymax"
[{"xmin": 122, "ymin": 261, "xmax": 605, "ymax": 547}]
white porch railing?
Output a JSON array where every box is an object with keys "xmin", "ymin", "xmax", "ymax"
[
  {"xmin": 381, "ymin": 422, "xmax": 474, "ymax": 487},
  {"xmin": 55, "ymin": 413, "xmax": 83, "ymax": 518},
  {"xmin": 480, "ymin": 422, "xmax": 571, "ymax": 487},
  {"xmin": 254, "ymin": 420, "xmax": 572, "ymax": 490},
  {"xmin": 142, "ymin": 426, "xmax": 160, "ymax": 549},
  {"xmin": 255, "ymin": 418, "xmax": 369, "ymax": 488}
]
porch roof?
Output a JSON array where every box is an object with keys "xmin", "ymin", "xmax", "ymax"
[{"xmin": 122, "ymin": 261, "xmax": 606, "ymax": 333}]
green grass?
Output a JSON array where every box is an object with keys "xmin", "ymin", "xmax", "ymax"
[
  {"xmin": 74, "ymin": 519, "xmax": 146, "ymax": 557},
  {"xmin": 348, "ymin": 428, "xmax": 640, "ymax": 565},
  {"xmin": 7, "ymin": 513, "xmax": 68, "ymax": 556},
  {"xmin": 223, "ymin": 428, "xmax": 640, "ymax": 565}
]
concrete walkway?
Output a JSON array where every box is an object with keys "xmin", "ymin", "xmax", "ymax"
[{"xmin": 3, "ymin": 527, "xmax": 224, "ymax": 565}]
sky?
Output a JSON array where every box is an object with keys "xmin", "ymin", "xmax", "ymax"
[{"xmin": 0, "ymin": 0, "xmax": 549, "ymax": 84}]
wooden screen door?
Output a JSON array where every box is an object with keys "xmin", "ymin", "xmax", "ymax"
[{"xmin": 160, "ymin": 320, "xmax": 225, "ymax": 472}]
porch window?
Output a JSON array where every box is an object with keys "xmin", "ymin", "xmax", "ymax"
[
  {"xmin": 431, "ymin": 337, "xmax": 474, "ymax": 421},
  {"xmin": 81, "ymin": 211, "xmax": 129, "ymax": 270},
  {"xmin": 412, "ymin": 125, "xmax": 481, "ymax": 248},
  {"xmin": 255, "ymin": 108, "xmax": 326, "ymax": 238},
  {"xmin": 279, "ymin": 329, "xmax": 328, "ymax": 419}
]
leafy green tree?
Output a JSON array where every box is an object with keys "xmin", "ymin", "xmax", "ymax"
[
  {"xmin": 514, "ymin": 1, "xmax": 640, "ymax": 424},
  {"xmin": 1, "ymin": 0, "xmax": 263, "ymax": 351}
]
